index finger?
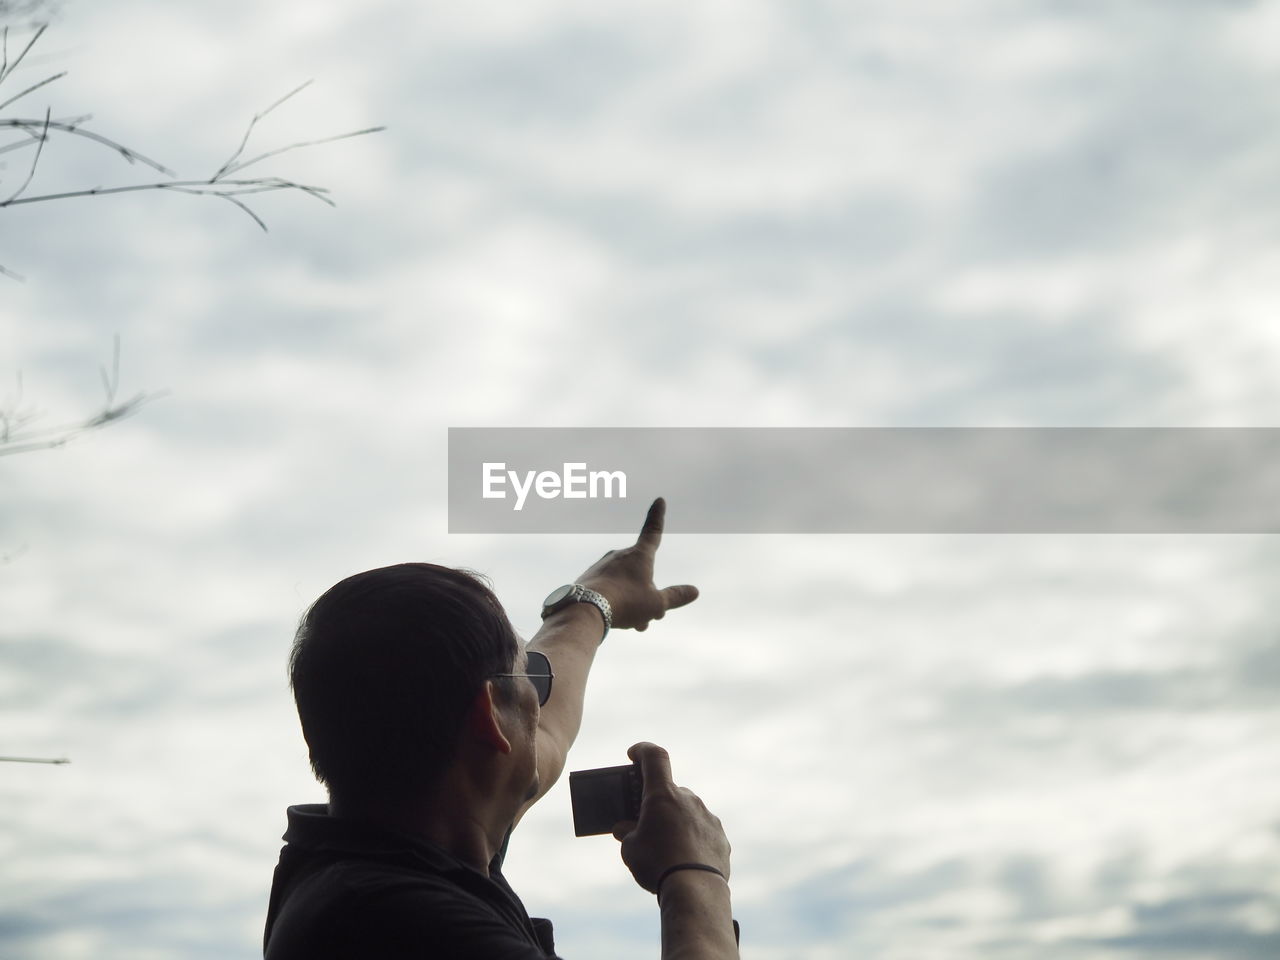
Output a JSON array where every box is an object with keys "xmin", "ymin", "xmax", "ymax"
[
  {"xmin": 635, "ymin": 497, "xmax": 667, "ymax": 552},
  {"xmin": 627, "ymin": 741, "xmax": 674, "ymax": 791}
]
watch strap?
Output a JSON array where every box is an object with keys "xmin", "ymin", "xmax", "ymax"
[{"xmin": 541, "ymin": 583, "xmax": 612, "ymax": 640}]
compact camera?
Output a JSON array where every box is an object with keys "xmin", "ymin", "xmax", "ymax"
[{"xmin": 568, "ymin": 761, "xmax": 643, "ymax": 836}]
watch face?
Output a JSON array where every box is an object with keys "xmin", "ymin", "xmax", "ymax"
[{"xmin": 543, "ymin": 584, "xmax": 575, "ymax": 608}]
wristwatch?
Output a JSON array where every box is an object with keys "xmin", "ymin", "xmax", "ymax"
[{"xmin": 541, "ymin": 583, "xmax": 612, "ymax": 641}]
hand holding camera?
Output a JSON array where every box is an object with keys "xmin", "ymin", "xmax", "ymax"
[{"xmin": 572, "ymin": 741, "xmax": 731, "ymax": 895}]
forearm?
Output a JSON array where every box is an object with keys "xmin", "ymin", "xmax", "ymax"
[
  {"xmin": 519, "ymin": 498, "xmax": 695, "ymax": 812},
  {"xmin": 659, "ymin": 871, "xmax": 739, "ymax": 960},
  {"xmin": 527, "ymin": 601, "xmax": 608, "ymax": 782}
]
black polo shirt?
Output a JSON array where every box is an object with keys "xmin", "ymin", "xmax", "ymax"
[{"xmin": 264, "ymin": 804, "xmax": 560, "ymax": 959}]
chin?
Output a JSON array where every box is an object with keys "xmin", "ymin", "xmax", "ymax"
[{"xmin": 523, "ymin": 775, "xmax": 540, "ymax": 803}]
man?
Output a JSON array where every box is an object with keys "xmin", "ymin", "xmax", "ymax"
[{"xmin": 264, "ymin": 498, "xmax": 738, "ymax": 959}]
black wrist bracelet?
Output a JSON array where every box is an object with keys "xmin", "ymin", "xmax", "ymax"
[
  {"xmin": 655, "ymin": 862, "xmax": 727, "ymax": 900},
  {"xmin": 655, "ymin": 864, "xmax": 741, "ymax": 945}
]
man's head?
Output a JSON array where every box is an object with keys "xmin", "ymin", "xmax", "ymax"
[{"xmin": 288, "ymin": 562, "xmax": 523, "ymax": 806}]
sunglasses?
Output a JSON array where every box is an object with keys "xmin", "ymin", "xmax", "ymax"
[{"xmin": 492, "ymin": 649, "xmax": 554, "ymax": 706}]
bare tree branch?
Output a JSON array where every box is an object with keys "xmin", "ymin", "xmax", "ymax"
[
  {"xmin": 0, "ymin": 22, "xmax": 384, "ymax": 278},
  {"xmin": 0, "ymin": 336, "xmax": 165, "ymax": 458},
  {"xmin": 215, "ymin": 192, "xmax": 268, "ymax": 231},
  {"xmin": 1, "ymin": 175, "xmax": 334, "ymax": 209},
  {"xmin": 0, "ymin": 66, "xmax": 63, "ymax": 111},
  {"xmin": 0, "ymin": 756, "xmax": 70, "ymax": 764},
  {"xmin": 217, "ymin": 125, "xmax": 387, "ymax": 180},
  {"xmin": 213, "ymin": 77, "xmax": 314, "ymax": 180},
  {"xmin": 1, "ymin": 116, "xmax": 175, "ymax": 174},
  {"xmin": 3, "ymin": 104, "xmax": 48, "ymax": 202},
  {"xmin": 0, "ymin": 113, "xmax": 90, "ymax": 157},
  {"xmin": 0, "ymin": 23, "xmax": 47, "ymax": 86}
]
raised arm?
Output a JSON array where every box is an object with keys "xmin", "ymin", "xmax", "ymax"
[{"xmin": 514, "ymin": 498, "xmax": 698, "ymax": 823}]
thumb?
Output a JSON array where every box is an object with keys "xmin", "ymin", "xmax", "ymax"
[
  {"xmin": 628, "ymin": 741, "xmax": 674, "ymax": 792},
  {"xmin": 660, "ymin": 583, "xmax": 699, "ymax": 611}
]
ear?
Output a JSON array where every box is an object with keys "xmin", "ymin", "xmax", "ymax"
[{"xmin": 466, "ymin": 681, "xmax": 514, "ymax": 755}]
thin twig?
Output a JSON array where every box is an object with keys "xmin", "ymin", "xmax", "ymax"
[
  {"xmin": 0, "ymin": 336, "xmax": 165, "ymax": 455},
  {"xmin": 4, "ymin": 104, "xmax": 49, "ymax": 203},
  {"xmin": 83, "ymin": 391, "xmax": 153, "ymax": 427},
  {"xmin": 162, "ymin": 178, "xmax": 334, "ymax": 201},
  {"xmin": 2, "ymin": 176, "xmax": 332, "ymax": 207},
  {"xmin": 212, "ymin": 78, "xmax": 314, "ymax": 180},
  {"xmin": 160, "ymin": 179, "xmax": 332, "ymax": 230},
  {"xmin": 0, "ymin": 35, "xmax": 384, "ymax": 278},
  {"xmin": 0, "ymin": 756, "xmax": 70, "ymax": 764},
  {"xmin": 217, "ymin": 125, "xmax": 386, "ymax": 179},
  {"xmin": 1, "ymin": 416, "xmax": 109, "ymax": 443},
  {"xmin": 0, "ymin": 392, "xmax": 165, "ymax": 454},
  {"xmin": 0, "ymin": 117, "xmax": 174, "ymax": 174},
  {"xmin": 0, "ymin": 113, "xmax": 92, "ymax": 159},
  {"xmin": 0, "ymin": 23, "xmax": 46, "ymax": 86},
  {"xmin": 0, "ymin": 69, "xmax": 65, "ymax": 112},
  {"xmin": 214, "ymin": 193, "xmax": 267, "ymax": 231},
  {"xmin": 0, "ymin": 135, "xmax": 42, "ymax": 157},
  {"xmin": 99, "ymin": 333, "xmax": 120, "ymax": 405},
  {"xmin": 0, "ymin": 438, "xmax": 69, "ymax": 455},
  {"xmin": 0, "ymin": 371, "xmax": 26, "ymax": 442}
]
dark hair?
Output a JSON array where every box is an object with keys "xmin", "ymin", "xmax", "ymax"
[{"xmin": 288, "ymin": 562, "xmax": 520, "ymax": 802}]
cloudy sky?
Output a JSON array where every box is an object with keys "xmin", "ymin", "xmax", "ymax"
[{"xmin": 3, "ymin": 1, "xmax": 1280, "ymax": 958}]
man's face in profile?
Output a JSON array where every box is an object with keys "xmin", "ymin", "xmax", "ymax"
[{"xmin": 505, "ymin": 642, "xmax": 542, "ymax": 804}]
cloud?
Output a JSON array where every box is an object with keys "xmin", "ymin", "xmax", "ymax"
[
  {"xmin": 6, "ymin": 1, "xmax": 1280, "ymax": 958},
  {"xmin": 1080, "ymin": 888, "xmax": 1280, "ymax": 959}
]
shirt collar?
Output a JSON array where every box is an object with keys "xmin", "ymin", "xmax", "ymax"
[{"xmin": 281, "ymin": 803, "xmax": 493, "ymax": 877}]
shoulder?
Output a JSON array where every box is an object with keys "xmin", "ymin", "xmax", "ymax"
[{"xmin": 268, "ymin": 858, "xmax": 552, "ymax": 960}]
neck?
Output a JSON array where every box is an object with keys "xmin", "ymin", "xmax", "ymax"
[{"xmin": 328, "ymin": 777, "xmax": 509, "ymax": 874}]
